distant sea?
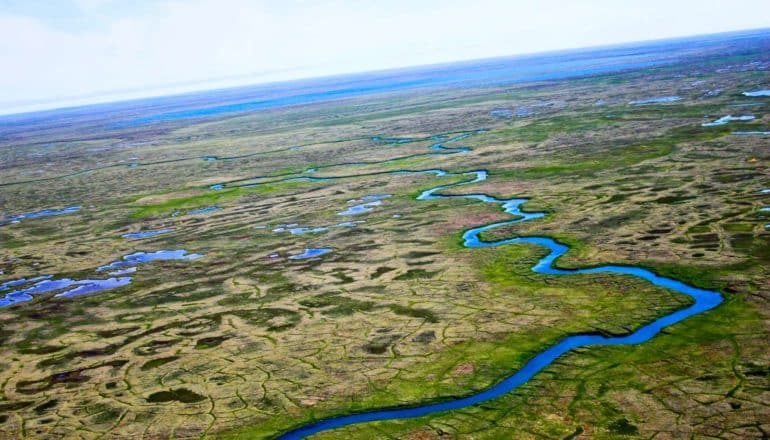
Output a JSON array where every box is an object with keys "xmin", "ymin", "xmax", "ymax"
[{"xmin": 1, "ymin": 28, "xmax": 768, "ymax": 130}]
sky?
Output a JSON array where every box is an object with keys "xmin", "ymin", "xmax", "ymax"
[{"xmin": 1, "ymin": 0, "xmax": 769, "ymax": 115}]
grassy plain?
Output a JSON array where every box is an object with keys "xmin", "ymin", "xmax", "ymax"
[{"xmin": 0, "ymin": 39, "xmax": 768, "ymax": 439}]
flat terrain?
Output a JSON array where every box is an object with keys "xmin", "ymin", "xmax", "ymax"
[{"xmin": 0, "ymin": 32, "xmax": 768, "ymax": 439}]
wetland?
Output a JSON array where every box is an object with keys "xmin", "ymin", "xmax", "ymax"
[{"xmin": 0, "ymin": 29, "xmax": 768, "ymax": 440}]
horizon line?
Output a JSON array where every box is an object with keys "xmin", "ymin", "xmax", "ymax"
[{"xmin": 2, "ymin": 26, "xmax": 769, "ymax": 118}]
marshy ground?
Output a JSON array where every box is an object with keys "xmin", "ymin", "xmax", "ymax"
[{"xmin": 0, "ymin": 37, "xmax": 769, "ymax": 439}]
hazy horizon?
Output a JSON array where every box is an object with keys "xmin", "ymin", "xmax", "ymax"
[{"xmin": 2, "ymin": 0, "xmax": 769, "ymax": 115}]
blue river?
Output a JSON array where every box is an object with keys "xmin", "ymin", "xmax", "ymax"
[{"xmin": 276, "ymin": 169, "xmax": 723, "ymax": 439}]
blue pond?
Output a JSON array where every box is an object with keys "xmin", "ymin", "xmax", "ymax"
[
  {"xmin": 108, "ymin": 267, "xmax": 137, "ymax": 275},
  {"xmin": 287, "ymin": 226, "xmax": 328, "ymax": 235},
  {"xmin": 0, "ymin": 276, "xmax": 52, "ymax": 293},
  {"xmin": 515, "ymin": 107, "xmax": 536, "ymax": 117},
  {"xmin": 334, "ymin": 221, "xmax": 363, "ymax": 228},
  {"xmin": 54, "ymin": 278, "xmax": 133, "ymax": 298},
  {"xmin": 336, "ymin": 194, "xmax": 392, "ymax": 215},
  {"xmin": 122, "ymin": 228, "xmax": 174, "ymax": 239},
  {"xmin": 733, "ymin": 131, "xmax": 770, "ymax": 135},
  {"xmin": 489, "ymin": 109, "xmax": 514, "ymax": 118},
  {"xmin": 337, "ymin": 200, "xmax": 382, "ymax": 216},
  {"xmin": 277, "ymin": 169, "xmax": 723, "ymax": 440},
  {"xmin": 186, "ymin": 206, "xmax": 221, "ymax": 215},
  {"xmin": 97, "ymin": 250, "xmax": 203, "ymax": 271},
  {"xmin": 288, "ymin": 248, "xmax": 333, "ymax": 259},
  {"xmin": 272, "ymin": 223, "xmax": 298, "ymax": 232},
  {"xmin": 2, "ymin": 206, "xmax": 81, "ymax": 226},
  {"xmin": 0, "ymin": 276, "xmax": 132, "ymax": 307},
  {"xmin": 360, "ymin": 194, "xmax": 392, "ymax": 201},
  {"xmin": 701, "ymin": 115, "xmax": 754, "ymax": 126},
  {"xmin": 743, "ymin": 89, "xmax": 770, "ymax": 97},
  {"xmin": 0, "ymin": 249, "xmax": 204, "ymax": 307}
]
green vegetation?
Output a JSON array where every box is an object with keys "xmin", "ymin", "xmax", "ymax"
[
  {"xmin": 131, "ymin": 180, "xmax": 321, "ymax": 218},
  {"xmin": 0, "ymin": 38, "xmax": 768, "ymax": 440}
]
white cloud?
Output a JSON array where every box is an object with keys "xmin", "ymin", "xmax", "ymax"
[{"xmin": 0, "ymin": 0, "xmax": 768, "ymax": 114}]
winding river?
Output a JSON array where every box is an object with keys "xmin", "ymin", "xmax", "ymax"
[
  {"xmin": 0, "ymin": 129, "xmax": 473, "ymax": 189},
  {"xmin": 275, "ymin": 168, "xmax": 724, "ymax": 439}
]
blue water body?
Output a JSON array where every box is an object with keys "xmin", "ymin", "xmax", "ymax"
[
  {"xmin": 108, "ymin": 267, "xmax": 137, "ymax": 275},
  {"xmin": 337, "ymin": 200, "xmax": 382, "ymax": 216},
  {"xmin": 288, "ymin": 226, "xmax": 328, "ymax": 235},
  {"xmin": 728, "ymin": 102, "xmax": 764, "ymax": 107},
  {"xmin": 336, "ymin": 194, "xmax": 395, "ymax": 216},
  {"xmin": 97, "ymin": 250, "xmax": 203, "ymax": 272},
  {"xmin": 120, "ymin": 42, "xmax": 689, "ymax": 126},
  {"xmin": 0, "ymin": 250, "xmax": 203, "ymax": 308},
  {"xmin": 21, "ymin": 207, "xmax": 81, "ymax": 218},
  {"xmin": 334, "ymin": 221, "xmax": 363, "ymax": 227},
  {"xmin": 0, "ymin": 275, "xmax": 52, "ymax": 291},
  {"xmin": 360, "ymin": 194, "xmax": 392, "ymax": 201},
  {"xmin": 701, "ymin": 115, "xmax": 754, "ymax": 126},
  {"xmin": 271, "ymin": 223, "xmax": 298, "ymax": 232},
  {"xmin": 489, "ymin": 109, "xmax": 514, "ymax": 118},
  {"xmin": 288, "ymin": 248, "xmax": 333, "ymax": 259},
  {"xmin": 276, "ymin": 168, "xmax": 723, "ymax": 440},
  {"xmin": 1, "ymin": 206, "xmax": 81, "ymax": 226},
  {"xmin": 515, "ymin": 107, "xmax": 536, "ymax": 117},
  {"xmin": 54, "ymin": 277, "xmax": 133, "ymax": 298},
  {"xmin": 2, "ymin": 29, "xmax": 768, "ymax": 134},
  {"xmin": 733, "ymin": 131, "xmax": 770, "ymax": 135},
  {"xmin": 122, "ymin": 228, "xmax": 174, "ymax": 239},
  {"xmin": 743, "ymin": 89, "xmax": 770, "ymax": 97},
  {"xmin": 629, "ymin": 96, "xmax": 682, "ymax": 105},
  {"xmin": 0, "ymin": 276, "xmax": 132, "ymax": 307},
  {"xmin": 186, "ymin": 206, "xmax": 221, "ymax": 215}
]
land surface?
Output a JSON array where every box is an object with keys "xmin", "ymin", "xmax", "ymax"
[{"xmin": 0, "ymin": 30, "xmax": 769, "ymax": 439}]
